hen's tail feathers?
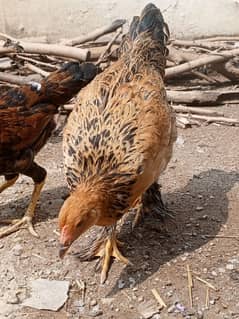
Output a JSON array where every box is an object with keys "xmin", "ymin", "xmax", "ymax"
[
  {"xmin": 119, "ymin": 3, "xmax": 169, "ymax": 57},
  {"xmin": 42, "ymin": 62, "xmax": 99, "ymax": 105}
]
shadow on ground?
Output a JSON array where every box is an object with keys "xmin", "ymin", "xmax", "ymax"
[
  {"xmin": 0, "ymin": 185, "xmax": 68, "ymax": 222},
  {"xmin": 105, "ymin": 169, "xmax": 239, "ymax": 295}
]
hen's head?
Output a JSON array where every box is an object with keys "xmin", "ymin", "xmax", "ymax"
[{"xmin": 58, "ymin": 187, "xmax": 105, "ymax": 258}]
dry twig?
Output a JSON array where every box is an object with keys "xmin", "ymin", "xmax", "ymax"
[
  {"xmin": 62, "ymin": 19, "xmax": 126, "ymax": 46},
  {"xmin": 151, "ymin": 288, "xmax": 167, "ymax": 309},
  {"xmin": 187, "ymin": 265, "xmax": 193, "ymax": 307},
  {"xmin": 195, "ymin": 276, "xmax": 217, "ymax": 291}
]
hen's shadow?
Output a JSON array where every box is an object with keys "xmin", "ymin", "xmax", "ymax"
[
  {"xmin": 107, "ymin": 169, "xmax": 239, "ymax": 295},
  {"xmin": 0, "ymin": 185, "xmax": 68, "ymax": 222}
]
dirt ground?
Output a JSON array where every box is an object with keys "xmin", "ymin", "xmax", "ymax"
[{"xmin": 0, "ymin": 103, "xmax": 239, "ymax": 319}]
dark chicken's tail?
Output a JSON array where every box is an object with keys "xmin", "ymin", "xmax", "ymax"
[
  {"xmin": 0, "ymin": 62, "xmax": 99, "ymax": 109},
  {"xmin": 118, "ymin": 3, "xmax": 169, "ymax": 57}
]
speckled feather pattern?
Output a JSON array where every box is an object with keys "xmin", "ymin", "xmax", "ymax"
[{"xmin": 63, "ymin": 32, "xmax": 177, "ymax": 215}]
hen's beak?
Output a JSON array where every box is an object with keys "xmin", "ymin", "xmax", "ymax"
[{"xmin": 59, "ymin": 243, "xmax": 70, "ymax": 259}]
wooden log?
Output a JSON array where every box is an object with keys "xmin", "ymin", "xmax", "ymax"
[
  {"xmin": 186, "ymin": 113, "xmax": 239, "ymax": 125},
  {"xmin": 0, "ymin": 33, "xmax": 89, "ymax": 61},
  {"xmin": 0, "ymin": 72, "xmax": 42, "ymax": 85},
  {"xmin": 213, "ymin": 59, "xmax": 239, "ymax": 82},
  {"xmin": 62, "ymin": 19, "xmax": 126, "ymax": 46},
  {"xmin": 171, "ymin": 39, "xmax": 234, "ymax": 50},
  {"xmin": 24, "ymin": 62, "xmax": 50, "ymax": 77},
  {"xmin": 96, "ymin": 28, "xmax": 122, "ymax": 65},
  {"xmin": 167, "ymin": 90, "xmax": 239, "ymax": 106},
  {"xmin": 13, "ymin": 54, "xmax": 59, "ymax": 70},
  {"xmin": 198, "ymin": 36, "xmax": 239, "ymax": 42},
  {"xmin": 168, "ymin": 46, "xmax": 201, "ymax": 64},
  {"xmin": 165, "ymin": 48, "xmax": 239, "ymax": 79},
  {"xmin": 172, "ymin": 105, "xmax": 224, "ymax": 116}
]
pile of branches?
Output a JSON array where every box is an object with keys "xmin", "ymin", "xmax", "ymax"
[{"xmin": 0, "ymin": 19, "xmax": 239, "ymax": 128}]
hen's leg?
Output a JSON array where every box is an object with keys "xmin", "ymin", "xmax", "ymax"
[
  {"xmin": 0, "ymin": 174, "xmax": 19, "ymax": 193},
  {"xmin": 76, "ymin": 225, "xmax": 129, "ymax": 284},
  {"xmin": 0, "ymin": 162, "xmax": 46, "ymax": 238},
  {"xmin": 133, "ymin": 182, "xmax": 172, "ymax": 228}
]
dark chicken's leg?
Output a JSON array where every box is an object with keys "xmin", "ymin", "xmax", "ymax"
[
  {"xmin": 0, "ymin": 162, "xmax": 46, "ymax": 238},
  {"xmin": 75, "ymin": 225, "xmax": 129, "ymax": 284},
  {"xmin": 133, "ymin": 182, "xmax": 172, "ymax": 228},
  {"xmin": 0, "ymin": 174, "xmax": 19, "ymax": 193}
]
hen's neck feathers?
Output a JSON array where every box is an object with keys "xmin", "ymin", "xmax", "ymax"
[{"xmin": 125, "ymin": 35, "xmax": 167, "ymax": 78}]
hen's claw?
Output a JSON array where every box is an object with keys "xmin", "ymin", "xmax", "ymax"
[
  {"xmin": 0, "ymin": 216, "xmax": 39, "ymax": 238},
  {"xmin": 96, "ymin": 235, "xmax": 129, "ymax": 284}
]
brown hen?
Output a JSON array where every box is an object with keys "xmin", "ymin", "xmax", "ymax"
[
  {"xmin": 59, "ymin": 3, "xmax": 177, "ymax": 283},
  {"xmin": 0, "ymin": 62, "xmax": 98, "ymax": 238}
]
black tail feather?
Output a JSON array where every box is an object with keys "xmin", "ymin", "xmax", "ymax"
[{"xmin": 128, "ymin": 3, "xmax": 169, "ymax": 54}]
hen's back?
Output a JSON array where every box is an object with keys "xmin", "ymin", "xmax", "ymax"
[{"xmin": 63, "ymin": 3, "xmax": 176, "ymax": 191}]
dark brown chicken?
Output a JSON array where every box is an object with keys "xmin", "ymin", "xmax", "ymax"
[
  {"xmin": 59, "ymin": 3, "xmax": 177, "ymax": 283},
  {"xmin": 0, "ymin": 62, "xmax": 98, "ymax": 238}
]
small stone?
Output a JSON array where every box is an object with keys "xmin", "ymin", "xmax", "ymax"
[
  {"xmin": 138, "ymin": 300, "xmax": 159, "ymax": 318},
  {"xmin": 176, "ymin": 136, "xmax": 185, "ymax": 146},
  {"xmin": 211, "ymin": 271, "xmax": 217, "ymax": 277},
  {"xmin": 151, "ymin": 314, "xmax": 161, "ymax": 319},
  {"xmin": 75, "ymin": 299, "xmax": 85, "ymax": 308},
  {"xmin": 209, "ymin": 299, "xmax": 215, "ymax": 305},
  {"xmin": 88, "ymin": 304, "xmax": 103, "ymax": 317},
  {"xmin": 117, "ymin": 279, "xmax": 125, "ymax": 289},
  {"xmin": 138, "ymin": 296, "xmax": 144, "ymax": 302},
  {"xmin": 196, "ymin": 310, "xmax": 204, "ymax": 319},
  {"xmin": 166, "ymin": 290, "xmax": 173, "ymax": 297},
  {"xmin": 101, "ymin": 297, "xmax": 114, "ymax": 305},
  {"xmin": 129, "ymin": 277, "xmax": 136, "ymax": 287},
  {"xmin": 0, "ymin": 243, "xmax": 4, "ymax": 249},
  {"xmin": 168, "ymin": 304, "xmax": 176, "ymax": 313},
  {"xmin": 90, "ymin": 299, "xmax": 97, "ymax": 307},
  {"xmin": 196, "ymin": 206, "xmax": 203, "ymax": 211},
  {"xmin": 6, "ymin": 295, "xmax": 20, "ymax": 305},
  {"xmin": 226, "ymin": 264, "xmax": 234, "ymax": 270},
  {"xmin": 199, "ymin": 215, "xmax": 208, "ymax": 220},
  {"xmin": 115, "ymin": 308, "xmax": 120, "ymax": 312},
  {"xmin": 12, "ymin": 244, "xmax": 23, "ymax": 256},
  {"xmin": 218, "ymin": 268, "xmax": 226, "ymax": 273},
  {"xmin": 88, "ymin": 309, "xmax": 103, "ymax": 317}
]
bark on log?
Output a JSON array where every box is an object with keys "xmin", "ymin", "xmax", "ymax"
[
  {"xmin": 167, "ymin": 90, "xmax": 239, "ymax": 105},
  {"xmin": 172, "ymin": 105, "xmax": 224, "ymax": 116},
  {"xmin": 213, "ymin": 59, "xmax": 239, "ymax": 82},
  {"xmin": 0, "ymin": 33, "xmax": 89, "ymax": 61},
  {"xmin": 165, "ymin": 48, "xmax": 239, "ymax": 80},
  {"xmin": 0, "ymin": 72, "xmax": 42, "ymax": 85},
  {"xmin": 185, "ymin": 113, "xmax": 239, "ymax": 125},
  {"xmin": 171, "ymin": 39, "xmax": 234, "ymax": 50}
]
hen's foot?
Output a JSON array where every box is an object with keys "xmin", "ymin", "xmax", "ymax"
[
  {"xmin": 0, "ymin": 215, "xmax": 38, "ymax": 238},
  {"xmin": 95, "ymin": 233, "xmax": 129, "ymax": 284},
  {"xmin": 75, "ymin": 225, "xmax": 130, "ymax": 284},
  {"xmin": 0, "ymin": 175, "xmax": 19, "ymax": 193},
  {"xmin": 0, "ymin": 178, "xmax": 45, "ymax": 238}
]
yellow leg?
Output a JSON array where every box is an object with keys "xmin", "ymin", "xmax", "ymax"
[
  {"xmin": 0, "ymin": 178, "xmax": 45, "ymax": 238},
  {"xmin": 0, "ymin": 175, "xmax": 19, "ymax": 193},
  {"xmin": 94, "ymin": 226, "xmax": 130, "ymax": 284}
]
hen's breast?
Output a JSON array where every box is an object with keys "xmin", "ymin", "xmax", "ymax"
[{"xmin": 63, "ymin": 64, "xmax": 176, "ymax": 196}]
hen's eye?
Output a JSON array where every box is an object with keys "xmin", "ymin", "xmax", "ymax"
[{"xmin": 76, "ymin": 221, "xmax": 83, "ymax": 228}]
